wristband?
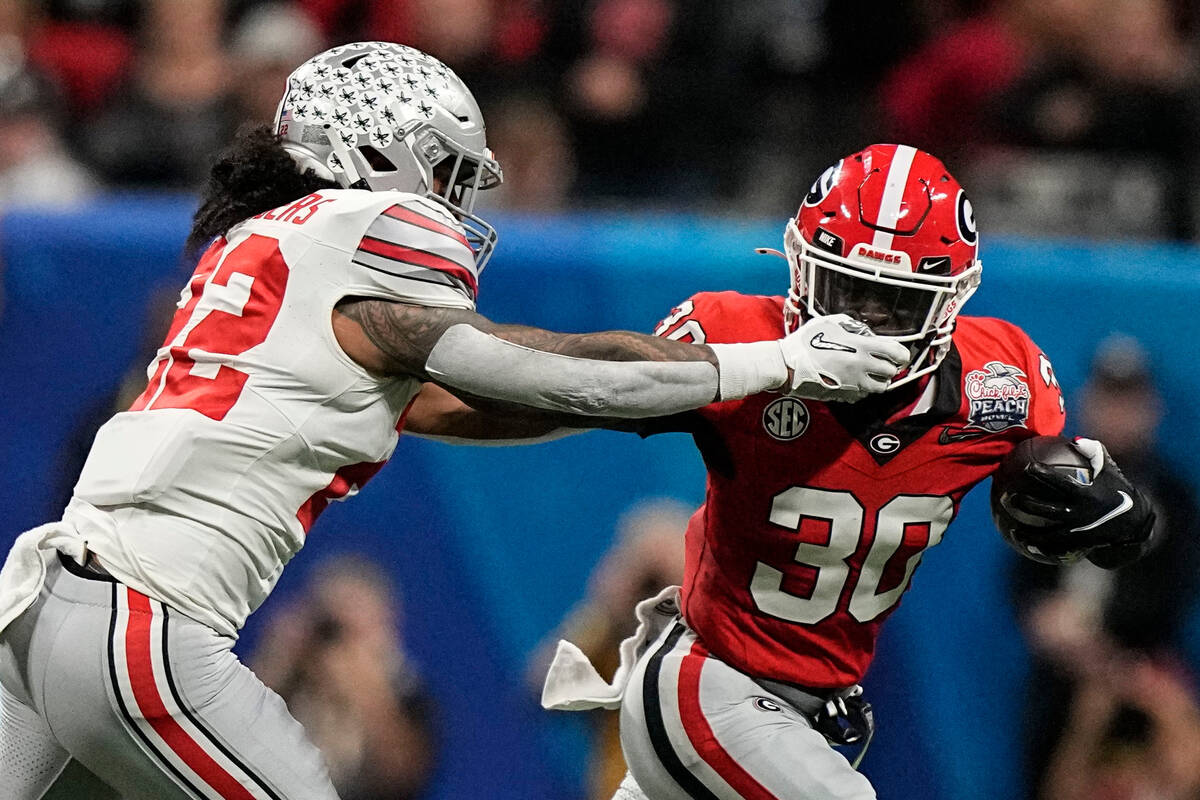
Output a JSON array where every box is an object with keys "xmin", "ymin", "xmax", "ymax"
[{"xmin": 709, "ymin": 341, "xmax": 788, "ymax": 400}]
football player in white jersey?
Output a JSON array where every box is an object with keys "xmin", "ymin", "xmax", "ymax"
[{"xmin": 0, "ymin": 42, "xmax": 912, "ymax": 799}]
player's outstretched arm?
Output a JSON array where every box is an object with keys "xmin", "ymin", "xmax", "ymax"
[
  {"xmin": 334, "ymin": 299, "xmax": 910, "ymax": 418},
  {"xmin": 334, "ymin": 297, "xmax": 781, "ymax": 418},
  {"xmin": 334, "ymin": 297, "xmax": 722, "ymax": 369}
]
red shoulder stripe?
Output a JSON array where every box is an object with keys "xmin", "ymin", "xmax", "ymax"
[
  {"xmin": 357, "ymin": 236, "xmax": 478, "ymax": 293},
  {"xmin": 383, "ymin": 204, "xmax": 471, "ymax": 249}
]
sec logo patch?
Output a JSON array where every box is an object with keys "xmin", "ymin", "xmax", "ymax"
[{"xmin": 763, "ymin": 397, "xmax": 809, "ymax": 441}]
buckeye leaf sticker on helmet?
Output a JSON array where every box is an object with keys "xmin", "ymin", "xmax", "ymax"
[{"xmin": 273, "ymin": 41, "xmax": 504, "ymax": 269}]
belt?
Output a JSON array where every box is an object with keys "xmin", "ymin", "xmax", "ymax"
[
  {"xmin": 753, "ymin": 678, "xmax": 875, "ymax": 767},
  {"xmin": 752, "ymin": 677, "xmax": 846, "ymax": 716},
  {"xmin": 83, "ymin": 551, "xmax": 111, "ymax": 577},
  {"xmin": 57, "ymin": 550, "xmax": 115, "ymax": 582}
]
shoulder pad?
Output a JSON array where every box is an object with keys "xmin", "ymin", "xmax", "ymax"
[
  {"xmin": 301, "ymin": 190, "xmax": 478, "ymax": 309},
  {"xmin": 655, "ymin": 292, "xmax": 783, "ymax": 345}
]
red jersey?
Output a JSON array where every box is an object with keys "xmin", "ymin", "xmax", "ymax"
[{"xmin": 651, "ymin": 292, "xmax": 1066, "ymax": 688}]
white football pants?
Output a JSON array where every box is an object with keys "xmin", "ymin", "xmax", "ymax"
[
  {"xmin": 0, "ymin": 553, "xmax": 339, "ymax": 799},
  {"xmin": 619, "ymin": 620, "xmax": 876, "ymax": 800}
]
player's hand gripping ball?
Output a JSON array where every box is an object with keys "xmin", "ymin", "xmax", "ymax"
[{"xmin": 990, "ymin": 435, "xmax": 1156, "ymax": 567}]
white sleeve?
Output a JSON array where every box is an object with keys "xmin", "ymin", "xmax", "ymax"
[
  {"xmin": 425, "ymin": 324, "xmax": 787, "ymax": 418},
  {"xmin": 346, "ymin": 195, "xmax": 480, "ymax": 309}
]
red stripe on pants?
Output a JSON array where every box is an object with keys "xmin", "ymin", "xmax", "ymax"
[
  {"xmin": 123, "ymin": 589, "xmax": 257, "ymax": 800},
  {"xmin": 677, "ymin": 642, "xmax": 779, "ymax": 800}
]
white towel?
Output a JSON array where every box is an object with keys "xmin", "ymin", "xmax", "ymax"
[
  {"xmin": 0, "ymin": 521, "xmax": 87, "ymax": 636},
  {"xmin": 541, "ymin": 585, "xmax": 680, "ymax": 711}
]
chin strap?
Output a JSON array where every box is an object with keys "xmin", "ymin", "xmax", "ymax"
[
  {"xmin": 754, "ymin": 247, "xmax": 786, "ymax": 259},
  {"xmin": 322, "ymin": 123, "xmax": 371, "ymax": 190}
]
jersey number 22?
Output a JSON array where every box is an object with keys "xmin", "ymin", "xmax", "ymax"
[{"xmin": 131, "ymin": 234, "xmax": 289, "ymax": 421}]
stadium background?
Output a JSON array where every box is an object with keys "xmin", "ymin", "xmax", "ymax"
[{"xmin": 2, "ymin": 0, "xmax": 1200, "ymax": 798}]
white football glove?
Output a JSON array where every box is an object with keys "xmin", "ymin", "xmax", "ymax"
[{"xmin": 779, "ymin": 314, "xmax": 911, "ymax": 402}]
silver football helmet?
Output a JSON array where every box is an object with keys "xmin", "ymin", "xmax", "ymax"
[{"xmin": 274, "ymin": 42, "xmax": 503, "ymax": 268}]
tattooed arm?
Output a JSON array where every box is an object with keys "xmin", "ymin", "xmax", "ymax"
[
  {"xmin": 404, "ymin": 382, "xmax": 690, "ymax": 447},
  {"xmin": 332, "ymin": 298, "xmax": 717, "ymax": 376},
  {"xmin": 332, "ymin": 297, "xmax": 908, "ymax": 419},
  {"xmin": 402, "ymin": 382, "xmax": 591, "ymax": 442},
  {"xmin": 332, "ymin": 297, "xmax": 783, "ymax": 418}
]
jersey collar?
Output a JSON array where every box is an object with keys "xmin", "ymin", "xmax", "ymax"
[{"xmin": 826, "ymin": 344, "xmax": 964, "ymax": 466}]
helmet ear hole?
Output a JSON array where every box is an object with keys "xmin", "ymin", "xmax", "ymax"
[{"xmin": 358, "ymin": 145, "xmax": 396, "ymax": 172}]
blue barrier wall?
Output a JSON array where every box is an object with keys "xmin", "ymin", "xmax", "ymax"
[{"xmin": 2, "ymin": 197, "xmax": 1199, "ymax": 800}]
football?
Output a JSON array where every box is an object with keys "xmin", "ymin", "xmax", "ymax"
[{"xmin": 990, "ymin": 435, "xmax": 1094, "ymax": 563}]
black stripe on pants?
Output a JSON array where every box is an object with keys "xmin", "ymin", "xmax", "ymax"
[{"xmin": 642, "ymin": 623, "xmax": 721, "ymax": 800}]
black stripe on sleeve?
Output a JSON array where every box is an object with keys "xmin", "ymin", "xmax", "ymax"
[{"xmin": 350, "ymin": 258, "xmax": 471, "ymax": 295}]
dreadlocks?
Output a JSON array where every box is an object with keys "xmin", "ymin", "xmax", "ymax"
[{"xmin": 187, "ymin": 125, "xmax": 337, "ymax": 253}]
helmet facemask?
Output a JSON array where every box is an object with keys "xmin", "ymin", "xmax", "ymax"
[
  {"xmin": 404, "ymin": 122, "xmax": 502, "ymax": 269},
  {"xmin": 783, "ymin": 219, "xmax": 981, "ymax": 388}
]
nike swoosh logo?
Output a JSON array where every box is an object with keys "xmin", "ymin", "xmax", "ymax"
[
  {"xmin": 1070, "ymin": 491, "xmax": 1133, "ymax": 532},
  {"xmin": 810, "ymin": 332, "xmax": 857, "ymax": 353},
  {"xmin": 938, "ymin": 427, "xmax": 988, "ymax": 444}
]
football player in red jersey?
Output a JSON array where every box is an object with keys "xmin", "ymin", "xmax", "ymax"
[{"xmin": 523, "ymin": 144, "xmax": 1156, "ymax": 800}]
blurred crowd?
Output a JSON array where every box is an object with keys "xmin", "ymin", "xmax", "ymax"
[
  {"xmin": 2, "ymin": 0, "xmax": 1200, "ymax": 239},
  {"xmin": 529, "ymin": 498, "xmax": 690, "ymax": 800},
  {"xmin": 1011, "ymin": 335, "xmax": 1200, "ymax": 800},
  {"xmin": 253, "ymin": 555, "xmax": 439, "ymax": 800}
]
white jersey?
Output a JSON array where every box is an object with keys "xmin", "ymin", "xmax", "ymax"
[{"xmin": 67, "ymin": 188, "xmax": 479, "ymax": 637}]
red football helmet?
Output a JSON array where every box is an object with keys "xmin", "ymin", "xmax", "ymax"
[{"xmin": 781, "ymin": 143, "xmax": 982, "ymax": 388}]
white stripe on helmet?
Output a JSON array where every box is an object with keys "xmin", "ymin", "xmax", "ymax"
[{"xmin": 871, "ymin": 144, "xmax": 918, "ymax": 250}]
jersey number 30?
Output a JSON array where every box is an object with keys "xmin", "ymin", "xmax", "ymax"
[
  {"xmin": 751, "ymin": 487, "xmax": 954, "ymax": 625},
  {"xmin": 131, "ymin": 234, "xmax": 289, "ymax": 421}
]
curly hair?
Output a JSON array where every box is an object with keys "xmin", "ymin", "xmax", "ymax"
[{"xmin": 187, "ymin": 125, "xmax": 338, "ymax": 252}]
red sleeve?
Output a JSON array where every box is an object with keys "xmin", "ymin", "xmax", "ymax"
[
  {"xmin": 950, "ymin": 315, "xmax": 1066, "ymax": 439},
  {"xmin": 653, "ymin": 294, "xmax": 710, "ymax": 343},
  {"xmin": 652, "ymin": 291, "xmax": 783, "ymax": 345},
  {"xmin": 652, "ymin": 292, "xmax": 785, "ymax": 427},
  {"xmin": 1024, "ymin": 341, "xmax": 1067, "ymax": 437}
]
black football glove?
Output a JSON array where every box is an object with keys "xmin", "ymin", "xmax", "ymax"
[{"xmin": 993, "ymin": 438, "xmax": 1156, "ymax": 568}]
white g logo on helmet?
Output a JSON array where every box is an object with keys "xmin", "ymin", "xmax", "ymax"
[
  {"xmin": 956, "ymin": 190, "xmax": 978, "ymax": 245},
  {"xmin": 804, "ymin": 160, "xmax": 843, "ymax": 207}
]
